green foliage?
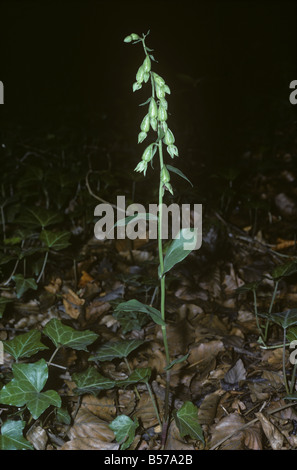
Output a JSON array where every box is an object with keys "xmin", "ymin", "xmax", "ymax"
[
  {"xmin": 4, "ymin": 330, "xmax": 48, "ymax": 360},
  {"xmin": 43, "ymin": 318, "xmax": 98, "ymax": 351},
  {"xmin": 89, "ymin": 339, "xmax": 143, "ymax": 362},
  {"xmin": 174, "ymin": 401, "xmax": 204, "ymax": 443},
  {"xmin": 109, "ymin": 415, "xmax": 139, "ymax": 450},
  {"xmin": 0, "ymin": 359, "xmax": 61, "ymax": 419},
  {"xmin": 0, "ymin": 420, "xmax": 33, "ymax": 450}
]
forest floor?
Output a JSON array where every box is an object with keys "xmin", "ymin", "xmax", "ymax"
[{"xmin": 0, "ymin": 109, "xmax": 297, "ymax": 450}]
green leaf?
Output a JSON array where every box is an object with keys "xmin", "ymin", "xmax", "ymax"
[
  {"xmin": 56, "ymin": 407, "xmax": 71, "ymax": 425},
  {"xmin": 0, "ymin": 359, "xmax": 61, "ymax": 419},
  {"xmin": 113, "ymin": 212, "xmax": 158, "ymax": 228},
  {"xmin": 236, "ymin": 281, "xmax": 261, "ymax": 294},
  {"xmin": 287, "ymin": 326, "xmax": 297, "ymax": 342},
  {"xmin": 113, "ymin": 309, "xmax": 148, "ymax": 334},
  {"xmin": 271, "ymin": 261, "xmax": 297, "ymax": 280},
  {"xmin": 72, "ymin": 367, "xmax": 115, "ymax": 395},
  {"xmin": 269, "ymin": 309, "xmax": 297, "ymax": 329},
  {"xmin": 4, "ymin": 330, "xmax": 48, "ymax": 360},
  {"xmin": 0, "ymin": 420, "xmax": 33, "ymax": 450},
  {"xmin": 15, "ymin": 207, "xmax": 62, "ymax": 229},
  {"xmin": 109, "ymin": 415, "xmax": 139, "ymax": 450},
  {"xmin": 117, "ymin": 368, "xmax": 151, "ymax": 388},
  {"xmin": 164, "ymin": 354, "xmax": 189, "ymax": 371},
  {"xmin": 162, "ymin": 228, "xmax": 198, "ymax": 276},
  {"xmin": 43, "ymin": 318, "xmax": 98, "ymax": 351},
  {"xmin": 89, "ymin": 339, "xmax": 143, "ymax": 362},
  {"xmin": 166, "ymin": 165, "xmax": 193, "ymax": 187},
  {"xmin": 40, "ymin": 230, "xmax": 71, "ymax": 251},
  {"xmin": 114, "ymin": 299, "xmax": 165, "ymax": 326},
  {"xmin": 174, "ymin": 401, "xmax": 204, "ymax": 443},
  {"xmin": 12, "ymin": 274, "xmax": 38, "ymax": 299}
]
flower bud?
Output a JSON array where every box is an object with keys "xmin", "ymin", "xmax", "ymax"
[
  {"xmin": 163, "ymin": 84, "xmax": 171, "ymax": 95},
  {"xmin": 153, "ymin": 72, "xmax": 165, "ymax": 87},
  {"xmin": 164, "ymin": 128, "xmax": 175, "ymax": 145},
  {"xmin": 161, "ymin": 165, "xmax": 170, "ymax": 184},
  {"xmin": 135, "ymin": 160, "xmax": 148, "ymax": 175},
  {"xmin": 131, "ymin": 33, "xmax": 140, "ymax": 40},
  {"xmin": 166, "ymin": 144, "xmax": 179, "ymax": 159},
  {"xmin": 159, "ymin": 98, "xmax": 167, "ymax": 109},
  {"xmin": 136, "ymin": 65, "xmax": 145, "ymax": 84},
  {"xmin": 140, "ymin": 114, "xmax": 150, "ymax": 133},
  {"xmin": 143, "ymin": 72, "xmax": 150, "ymax": 83},
  {"xmin": 156, "ymin": 84, "xmax": 165, "ymax": 99},
  {"xmin": 150, "ymin": 117, "xmax": 158, "ymax": 131},
  {"xmin": 142, "ymin": 144, "xmax": 154, "ymax": 162},
  {"xmin": 124, "ymin": 35, "xmax": 132, "ymax": 43},
  {"xmin": 158, "ymin": 104, "xmax": 167, "ymax": 122},
  {"xmin": 138, "ymin": 131, "xmax": 147, "ymax": 143},
  {"xmin": 143, "ymin": 55, "xmax": 151, "ymax": 73},
  {"xmin": 149, "ymin": 98, "xmax": 158, "ymax": 118},
  {"xmin": 133, "ymin": 82, "xmax": 142, "ymax": 92}
]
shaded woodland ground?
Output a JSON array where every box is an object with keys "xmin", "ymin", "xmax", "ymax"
[{"xmin": 0, "ymin": 0, "xmax": 296, "ymax": 451}]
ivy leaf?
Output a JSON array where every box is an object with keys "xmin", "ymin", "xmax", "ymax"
[
  {"xmin": 271, "ymin": 261, "xmax": 297, "ymax": 280},
  {"xmin": 161, "ymin": 228, "xmax": 198, "ymax": 276},
  {"xmin": 109, "ymin": 415, "xmax": 139, "ymax": 450},
  {"xmin": 43, "ymin": 318, "xmax": 98, "ymax": 351},
  {"xmin": 0, "ymin": 359, "xmax": 61, "ymax": 419},
  {"xmin": 15, "ymin": 207, "xmax": 62, "ymax": 229},
  {"xmin": 174, "ymin": 401, "xmax": 204, "ymax": 443},
  {"xmin": 72, "ymin": 366, "xmax": 115, "ymax": 395},
  {"xmin": 40, "ymin": 230, "xmax": 71, "ymax": 251},
  {"xmin": 112, "ymin": 309, "xmax": 148, "ymax": 334},
  {"xmin": 89, "ymin": 339, "xmax": 143, "ymax": 362},
  {"xmin": 268, "ymin": 309, "xmax": 297, "ymax": 329},
  {"xmin": 4, "ymin": 330, "xmax": 48, "ymax": 360},
  {"xmin": 0, "ymin": 420, "xmax": 33, "ymax": 450},
  {"xmin": 12, "ymin": 274, "xmax": 38, "ymax": 299},
  {"xmin": 114, "ymin": 299, "xmax": 165, "ymax": 326},
  {"xmin": 236, "ymin": 281, "xmax": 262, "ymax": 294},
  {"xmin": 117, "ymin": 368, "xmax": 151, "ymax": 388}
]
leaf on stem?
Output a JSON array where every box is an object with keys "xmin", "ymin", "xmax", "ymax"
[
  {"xmin": 43, "ymin": 318, "xmax": 98, "ymax": 351},
  {"xmin": 0, "ymin": 359, "xmax": 61, "ymax": 419},
  {"xmin": 89, "ymin": 339, "xmax": 143, "ymax": 362},
  {"xmin": 4, "ymin": 330, "xmax": 48, "ymax": 360},
  {"xmin": 174, "ymin": 401, "xmax": 204, "ymax": 443}
]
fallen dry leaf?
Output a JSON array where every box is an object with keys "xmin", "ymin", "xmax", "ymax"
[
  {"xmin": 62, "ymin": 287, "xmax": 85, "ymax": 319},
  {"xmin": 80, "ymin": 393, "xmax": 116, "ymax": 421},
  {"xmin": 165, "ymin": 419, "xmax": 196, "ymax": 451},
  {"xmin": 255, "ymin": 412, "xmax": 284, "ymax": 450},
  {"xmin": 78, "ymin": 270, "xmax": 94, "ymax": 287},
  {"xmin": 134, "ymin": 391, "xmax": 163, "ymax": 429},
  {"xmin": 26, "ymin": 425, "xmax": 48, "ymax": 450},
  {"xmin": 210, "ymin": 413, "xmax": 262, "ymax": 450},
  {"xmin": 61, "ymin": 407, "xmax": 116, "ymax": 450},
  {"xmin": 198, "ymin": 390, "xmax": 223, "ymax": 426}
]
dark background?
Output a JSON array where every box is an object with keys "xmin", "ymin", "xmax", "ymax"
[{"xmin": 0, "ymin": 0, "xmax": 296, "ymax": 173}]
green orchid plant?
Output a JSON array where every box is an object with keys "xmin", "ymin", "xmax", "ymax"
[{"xmin": 123, "ymin": 30, "xmax": 202, "ymax": 445}]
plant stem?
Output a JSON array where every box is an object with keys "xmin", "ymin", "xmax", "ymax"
[
  {"xmin": 124, "ymin": 357, "xmax": 140, "ymax": 400},
  {"xmin": 283, "ymin": 328, "xmax": 290, "ymax": 394},
  {"xmin": 264, "ymin": 279, "xmax": 279, "ymax": 341},
  {"xmin": 145, "ymin": 381, "xmax": 162, "ymax": 428},
  {"xmin": 290, "ymin": 362, "xmax": 297, "ymax": 395},
  {"xmin": 36, "ymin": 250, "xmax": 49, "ymax": 283},
  {"xmin": 47, "ymin": 346, "xmax": 60, "ymax": 367},
  {"xmin": 157, "ymin": 135, "xmax": 171, "ymax": 434}
]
